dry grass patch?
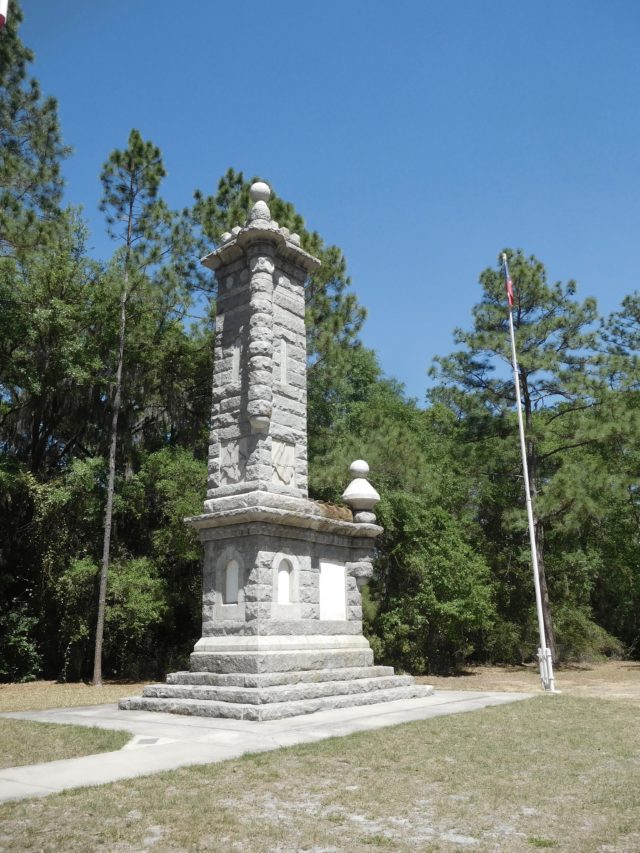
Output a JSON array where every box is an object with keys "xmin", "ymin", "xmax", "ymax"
[
  {"xmin": 0, "ymin": 680, "xmax": 149, "ymax": 713},
  {"xmin": 418, "ymin": 660, "xmax": 640, "ymax": 705},
  {"xmin": 0, "ymin": 719, "xmax": 130, "ymax": 769},
  {"xmin": 1, "ymin": 695, "xmax": 639, "ymax": 852},
  {"xmin": 0, "ymin": 681, "xmax": 138, "ymax": 768}
]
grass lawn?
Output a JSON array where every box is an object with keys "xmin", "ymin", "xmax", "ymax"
[
  {"xmin": 1, "ymin": 694, "xmax": 639, "ymax": 852},
  {"xmin": 0, "ymin": 719, "xmax": 130, "ymax": 770},
  {"xmin": 0, "ymin": 680, "xmax": 149, "ymax": 713},
  {"xmin": 419, "ymin": 660, "xmax": 640, "ymax": 706},
  {"xmin": 0, "ymin": 682, "xmax": 142, "ymax": 769}
]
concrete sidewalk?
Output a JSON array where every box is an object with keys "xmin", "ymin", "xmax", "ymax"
[{"xmin": 0, "ymin": 690, "xmax": 532, "ymax": 804}]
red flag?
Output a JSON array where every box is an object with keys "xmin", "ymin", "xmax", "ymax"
[
  {"xmin": 501, "ymin": 254, "xmax": 515, "ymax": 308},
  {"xmin": 0, "ymin": 0, "xmax": 8, "ymax": 29},
  {"xmin": 505, "ymin": 275, "xmax": 514, "ymax": 307}
]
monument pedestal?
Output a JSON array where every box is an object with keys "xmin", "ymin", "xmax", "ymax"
[{"xmin": 120, "ymin": 493, "xmax": 433, "ymax": 720}]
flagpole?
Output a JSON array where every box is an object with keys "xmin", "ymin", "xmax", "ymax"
[{"xmin": 502, "ymin": 253, "xmax": 556, "ymax": 693}]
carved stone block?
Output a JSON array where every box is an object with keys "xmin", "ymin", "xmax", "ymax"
[{"xmin": 272, "ymin": 440, "xmax": 295, "ymax": 486}]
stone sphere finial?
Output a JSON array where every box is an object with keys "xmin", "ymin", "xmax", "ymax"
[
  {"xmin": 349, "ymin": 459, "xmax": 370, "ymax": 478},
  {"xmin": 248, "ymin": 181, "xmax": 272, "ymax": 223},
  {"xmin": 249, "ymin": 181, "xmax": 271, "ymax": 204},
  {"xmin": 342, "ymin": 459, "xmax": 380, "ymax": 524}
]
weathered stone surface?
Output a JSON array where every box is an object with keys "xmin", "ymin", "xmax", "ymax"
[
  {"xmin": 141, "ymin": 675, "xmax": 416, "ymax": 705},
  {"xmin": 166, "ymin": 665, "xmax": 396, "ymax": 688},
  {"xmin": 248, "ymin": 340, "xmax": 272, "ymax": 357},
  {"xmin": 119, "ymin": 684, "xmax": 434, "ymax": 721},
  {"xmin": 189, "ymin": 648, "xmax": 375, "ymax": 673}
]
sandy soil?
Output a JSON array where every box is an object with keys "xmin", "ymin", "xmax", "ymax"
[{"xmin": 416, "ymin": 659, "xmax": 640, "ymax": 704}]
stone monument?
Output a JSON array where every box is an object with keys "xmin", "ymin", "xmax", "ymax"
[{"xmin": 120, "ymin": 182, "xmax": 432, "ymax": 720}]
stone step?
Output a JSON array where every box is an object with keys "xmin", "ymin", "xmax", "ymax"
[
  {"xmin": 119, "ymin": 684, "xmax": 435, "ymax": 721},
  {"xmin": 166, "ymin": 665, "xmax": 395, "ymax": 689},
  {"xmin": 142, "ymin": 675, "xmax": 415, "ymax": 706},
  {"xmin": 189, "ymin": 648, "xmax": 374, "ymax": 674}
]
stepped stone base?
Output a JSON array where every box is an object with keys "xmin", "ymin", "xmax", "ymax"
[
  {"xmin": 120, "ymin": 634, "xmax": 434, "ymax": 720},
  {"xmin": 166, "ymin": 664, "xmax": 395, "ymax": 687},
  {"xmin": 119, "ymin": 673, "xmax": 434, "ymax": 721}
]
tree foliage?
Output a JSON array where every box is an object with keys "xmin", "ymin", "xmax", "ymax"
[
  {"xmin": 429, "ymin": 251, "xmax": 634, "ymax": 661},
  {"xmin": 0, "ymin": 0, "xmax": 69, "ymax": 255}
]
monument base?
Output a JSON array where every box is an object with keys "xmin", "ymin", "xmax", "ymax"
[
  {"xmin": 118, "ymin": 500, "xmax": 434, "ymax": 720},
  {"xmin": 119, "ymin": 645, "xmax": 433, "ymax": 720},
  {"xmin": 119, "ymin": 634, "xmax": 434, "ymax": 720}
]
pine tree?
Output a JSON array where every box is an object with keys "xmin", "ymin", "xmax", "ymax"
[
  {"xmin": 0, "ymin": 0, "xmax": 70, "ymax": 255},
  {"xmin": 602, "ymin": 291, "xmax": 640, "ymax": 390},
  {"xmin": 430, "ymin": 250, "xmax": 599, "ymax": 661},
  {"xmin": 92, "ymin": 130, "xmax": 169, "ymax": 686}
]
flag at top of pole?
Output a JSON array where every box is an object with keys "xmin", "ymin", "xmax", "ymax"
[
  {"xmin": 0, "ymin": 0, "xmax": 9, "ymax": 29},
  {"xmin": 503, "ymin": 255, "xmax": 515, "ymax": 307}
]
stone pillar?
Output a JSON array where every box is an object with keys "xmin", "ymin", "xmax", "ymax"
[{"xmin": 203, "ymin": 183, "xmax": 314, "ymax": 504}]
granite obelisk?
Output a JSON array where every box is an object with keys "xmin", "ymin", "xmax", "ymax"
[{"xmin": 120, "ymin": 183, "xmax": 432, "ymax": 720}]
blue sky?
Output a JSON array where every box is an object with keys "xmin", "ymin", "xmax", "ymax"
[{"xmin": 20, "ymin": 0, "xmax": 640, "ymax": 402}]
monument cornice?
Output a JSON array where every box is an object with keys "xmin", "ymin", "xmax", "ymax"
[
  {"xmin": 185, "ymin": 493, "xmax": 382, "ymax": 541},
  {"xmin": 201, "ymin": 223, "xmax": 320, "ymax": 275}
]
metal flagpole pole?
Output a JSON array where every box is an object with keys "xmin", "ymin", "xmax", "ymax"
[{"xmin": 501, "ymin": 253, "xmax": 556, "ymax": 693}]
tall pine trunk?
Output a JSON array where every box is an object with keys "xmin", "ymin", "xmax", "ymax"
[{"xmin": 92, "ymin": 275, "xmax": 128, "ymax": 686}]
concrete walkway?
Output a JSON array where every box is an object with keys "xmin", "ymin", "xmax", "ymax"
[{"xmin": 0, "ymin": 690, "xmax": 532, "ymax": 804}]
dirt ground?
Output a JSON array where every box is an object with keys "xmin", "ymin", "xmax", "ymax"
[{"xmin": 416, "ymin": 659, "xmax": 640, "ymax": 704}]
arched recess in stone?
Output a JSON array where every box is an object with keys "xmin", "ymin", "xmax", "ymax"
[
  {"xmin": 277, "ymin": 557, "xmax": 293, "ymax": 604},
  {"xmin": 214, "ymin": 546, "xmax": 246, "ymax": 621},
  {"xmin": 271, "ymin": 552, "xmax": 301, "ymax": 619}
]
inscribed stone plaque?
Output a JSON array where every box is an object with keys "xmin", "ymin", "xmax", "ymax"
[
  {"xmin": 220, "ymin": 438, "xmax": 248, "ymax": 485},
  {"xmin": 272, "ymin": 440, "xmax": 295, "ymax": 486}
]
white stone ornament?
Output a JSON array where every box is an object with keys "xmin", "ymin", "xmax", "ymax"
[
  {"xmin": 349, "ymin": 459, "xmax": 370, "ymax": 478},
  {"xmin": 342, "ymin": 460, "xmax": 380, "ymax": 523},
  {"xmin": 249, "ymin": 181, "xmax": 271, "ymax": 204},
  {"xmin": 248, "ymin": 181, "xmax": 272, "ymax": 223}
]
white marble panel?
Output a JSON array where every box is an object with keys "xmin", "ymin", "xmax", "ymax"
[{"xmin": 319, "ymin": 561, "xmax": 346, "ymax": 621}]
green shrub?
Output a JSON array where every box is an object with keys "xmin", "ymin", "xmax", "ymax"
[
  {"xmin": 0, "ymin": 608, "xmax": 42, "ymax": 682},
  {"xmin": 553, "ymin": 604, "xmax": 624, "ymax": 661},
  {"xmin": 373, "ymin": 495, "xmax": 496, "ymax": 673}
]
